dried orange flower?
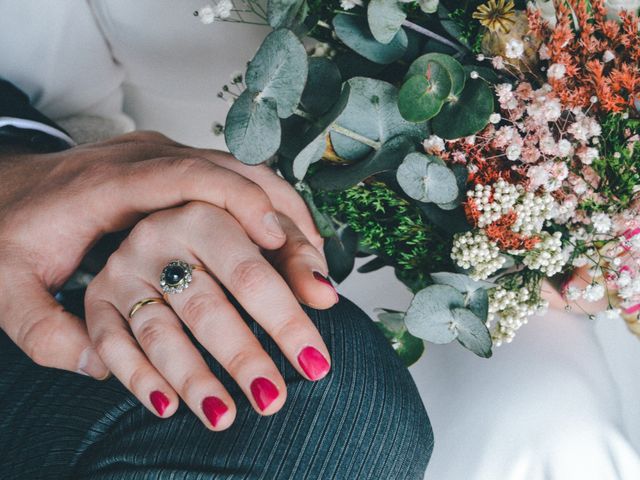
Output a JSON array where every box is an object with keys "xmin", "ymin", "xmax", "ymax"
[
  {"xmin": 528, "ymin": 0, "xmax": 640, "ymax": 114},
  {"xmin": 473, "ymin": 0, "xmax": 517, "ymax": 33}
]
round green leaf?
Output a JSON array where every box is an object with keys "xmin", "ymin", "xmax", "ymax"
[
  {"xmin": 330, "ymin": 77, "xmax": 426, "ymax": 161},
  {"xmin": 225, "ymin": 90, "xmax": 281, "ymax": 164},
  {"xmin": 376, "ymin": 312, "xmax": 426, "ymax": 367},
  {"xmin": 451, "ymin": 308, "xmax": 492, "ymax": 358},
  {"xmin": 368, "ymin": 0, "xmax": 407, "ymax": 45},
  {"xmin": 406, "ymin": 53, "xmax": 466, "ymax": 98},
  {"xmin": 267, "ymin": 0, "xmax": 307, "ymax": 28},
  {"xmin": 431, "ymin": 78, "xmax": 494, "ymax": 140},
  {"xmin": 405, "ymin": 284, "xmax": 465, "ymax": 344},
  {"xmin": 324, "ymin": 226, "xmax": 359, "ymax": 283},
  {"xmin": 398, "ymin": 64, "xmax": 451, "ymax": 122},
  {"xmin": 300, "ymin": 57, "xmax": 343, "ymax": 117},
  {"xmin": 333, "ymin": 13, "xmax": 408, "ymax": 65},
  {"xmin": 245, "ymin": 29, "xmax": 308, "ymax": 118},
  {"xmin": 396, "ymin": 152, "xmax": 458, "ymax": 203}
]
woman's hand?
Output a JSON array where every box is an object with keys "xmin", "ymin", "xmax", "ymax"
[
  {"xmin": 85, "ymin": 202, "xmax": 336, "ymax": 430},
  {"xmin": 0, "ymin": 131, "xmax": 325, "ymax": 380}
]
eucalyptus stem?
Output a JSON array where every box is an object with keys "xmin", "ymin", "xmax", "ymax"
[
  {"xmin": 330, "ymin": 124, "xmax": 382, "ymax": 150},
  {"xmin": 293, "ymin": 108, "xmax": 381, "ymax": 150},
  {"xmin": 401, "ymin": 20, "xmax": 467, "ymax": 54}
]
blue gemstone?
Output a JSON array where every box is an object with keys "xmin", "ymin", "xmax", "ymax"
[{"xmin": 164, "ymin": 265, "xmax": 186, "ymax": 286}]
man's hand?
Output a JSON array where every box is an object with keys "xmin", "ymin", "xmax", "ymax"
[{"xmin": 0, "ymin": 131, "xmax": 332, "ymax": 379}]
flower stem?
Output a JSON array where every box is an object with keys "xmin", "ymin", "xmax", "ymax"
[{"xmin": 401, "ymin": 20, "xmax": 467, "ymax": 54}]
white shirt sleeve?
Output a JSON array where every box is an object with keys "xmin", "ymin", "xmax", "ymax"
[{"xmin": 0, "ymin": 0, "xmax": 126, "ymax": 123}]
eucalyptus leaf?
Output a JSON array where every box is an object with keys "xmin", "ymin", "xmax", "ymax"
[
  {"xmin": 267, "ymin": 0, "xmax": 307, "ymax": 28},
  {"xmin": 300, "ymin": 57, "xmax": 343, "ymax": 117},
  {"xmin": 404, "ymin": 284, "xmax": 465, "ymax": 344},
  {"xmin": 245, "ymin": 29, "xmax": 308, "ymax": 118},
  {"xmin": 358, "ymin": 256, "xmax": 388, "ymax": 273},
  {"xmin": 330, "ymin": 77, "xmax": 426, "ymax": 161},
  {"xmin": 296, "ymin": 183, "xmax": 335, "ymax": 237},
  {"xmin": 419, "ymin": 203, "xmax": 470, "ymax": 234},
  {"xmin": 292, "ymin": 134, "xmax": 327, "ymax": 180},
  {"xmin": 430, "ymin": 272, "xmax": 495, "ymax": 293},
  {"xmin": 325, "ymin": 226, "xmax": 359, "ymax": 283},
  {"xmin": 310, "ymin": 135, "xmax": 414, "ymax": 191},
  {"xmin": 367, "ymin": 0, "xmax": 407, "ymax": 44},
  {"xmin": 291, "ymin": 83, "xmax": 352, "ymax": 179},
  {"xmin": 451, "ymin": 308, "xmax": 492, "ymax": 358},
  {"xmin": 431, "ymin": 78, "xmax": 494, "ymax": 139},
  {"xmin": 333, "ymin": 13, "xmax": 408, "ymax": 65},
  {"xmin": 376, "ymin": 311, "xmax": 426, "ymax": 366},
  {"xmin": 437, "ymin": 4, "xmax": 471, "ymax": 50},
  {"xmin": 467, "ymin": 288, "xmax": 489, "ymax": 322},
  {"xmin": 396, "ymin": 152, "xmax": 458, "ymax": 203},
  {"xmin": 398, "ymin": 64, "xmax": 451, "ymax": 122},
  {"xmin": 225, "ymin": 90, "xmax": 281, "ymax": 164},
  {"xmin": 406, "ymin": 53, "xmax": 466, "ymax": 98}
]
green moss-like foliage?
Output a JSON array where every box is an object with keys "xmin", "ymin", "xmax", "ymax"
[
  {"xmin": 314, "ymin": 181, "xmax": 453, "ymax": 291},
  {"xmin": 582, "ymin": 114, "xmax": 640, "ymax": 213}
]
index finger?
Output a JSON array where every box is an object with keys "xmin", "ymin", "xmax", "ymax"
[{"xmin": 193, "ymin": 150, "xmax": 324, "ymax": 253}]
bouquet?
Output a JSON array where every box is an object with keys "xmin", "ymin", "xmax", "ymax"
[{"xmin": 198, "ymin": 0, "xmax": 640, "ymax": 365}]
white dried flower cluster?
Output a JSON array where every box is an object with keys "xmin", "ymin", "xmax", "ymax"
[
  {"xmin": 591, "ymin": 212, "xmax": 612, "ymax": 234},
  {"xmin": 488, "ymin": 286, "xmax": 549, "ymax": 346},
  {"xmin": 505, "ymin": 39, "xmax": 524, "ymax": 59},
  {"xmin": 423, "ymin": 134, "xmax": 446, "ymax": 154},
  {"xmin": 512, "ymin": 191, "xmax": 556, "ymax": 235},
  {"xmin": 197, "ymin": 0, "xmax": 233, "ymax": 23},
  {"xmin": 451, "ymin": 231, "xmax": 506, "ymax": 280},
  {"xmin": 522, "ymin": 231, "xmax": 567, "ymax": 276},
  {"xmin": 467, "ymin": 180, "xmax": 520, "ymax": 228},
  {"xmin": 618, "ymin": 269, "xmax": 640, "ymax": 304},
  {"xmin": 583, "ymin": 283, "xmax": 606, "ymax": 302},
  {"xmin": 340, "ymin": 0, "xmax": 363, "ymax": 9}
]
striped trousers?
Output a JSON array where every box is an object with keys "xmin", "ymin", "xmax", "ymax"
[{"xmin": 0, "ymin": 293, "xmax": 433, "ymax": 479}]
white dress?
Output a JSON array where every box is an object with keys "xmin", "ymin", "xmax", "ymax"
[{"xmin": 2, "ymin": 1, "xmax": 640, "ymax": 478}]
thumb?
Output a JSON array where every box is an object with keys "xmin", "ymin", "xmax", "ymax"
[{"xmin": 3, "ymin": 280, "xmax": 109, "ymax": 379}]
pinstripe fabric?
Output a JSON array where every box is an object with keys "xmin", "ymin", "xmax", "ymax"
[{"xmin": 0, "ymin": 294, "xmax": 433, "ymax": 479}]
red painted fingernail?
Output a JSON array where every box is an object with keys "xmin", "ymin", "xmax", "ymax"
[
  {"xmin": 298, "ymin": 346, "xmax": 331, "ymax": 381},
  {"xmin": 150, "ymin": 390, "xmax": 170, "ymax": 416},
  {"xmin": 202, "ymin": 396, "xmax": 229, "ymax": 427},
  {"xmin": 313, "ymin": 271, "xmax": 339, "ymax": 303},
  {"xmin": 250, "ymin": 377, "xmax": 279, "ymax": 411}
]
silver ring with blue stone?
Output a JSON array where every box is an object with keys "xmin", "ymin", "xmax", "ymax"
[{"xmin": 160, "ymin": 260, "xmax": 205, "ymax": 295}]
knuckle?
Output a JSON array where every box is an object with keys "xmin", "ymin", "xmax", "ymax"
[
  {"xmin": 228, "ymin": 259, "xmax": 271, "ymax": 292},
  {"xmin": 226, "ymin": 348, "xmax": 257, "ymax": 375},
  {"xmin": 128, "ymin": 364, "xmax": 155, "ymax": 393},
  {"xmin": 135, "ymin": 318, "xmax": 167, "ymax": 352},
  {"xmin": 20, "ymin": 316, "xmax": 65, "ymax": 368},
  {"xmin": 181, "ymin": 292, "xmax": 225, "ymax": 332},
  {"xmin": 180, "ymin": 372, "xmax": 209, "ymax": 396},
  {"xmin": 180, "ymin": 201, "xmax": 213, "ymax": 222},
  {"xmin": 126, "ymin": 218, "xmax": 160, "ymax": 250},
  {"xmin": 168, "ymin": 156, "xmax": 208, "ymax": 176},
  {"xmin": 272, "ymin": 315, "xmax": 307, "ymax": 341},
  {"xmin": 290, "ymin": 239, "xmax": 321, "ymax": 260}
]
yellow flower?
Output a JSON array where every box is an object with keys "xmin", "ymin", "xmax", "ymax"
[{"xmin": 472, "ymin": 0, "xmax": 517, "ymax": 33}]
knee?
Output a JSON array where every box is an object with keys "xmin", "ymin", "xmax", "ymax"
[{"xmin": 291, "ymin": 296, "xmax": 434, "ymax": 479}]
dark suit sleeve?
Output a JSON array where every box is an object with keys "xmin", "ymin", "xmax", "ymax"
[{"xmin": 0, "ymin": 78, "xmax": 73, "ymax": 152}]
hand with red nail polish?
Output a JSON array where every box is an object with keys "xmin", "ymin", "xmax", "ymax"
[{"xmin": 83, "ymin": 200, "xmax": 332, "ymax": 430}]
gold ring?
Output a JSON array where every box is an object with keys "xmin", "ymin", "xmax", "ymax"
[{"xmin": 128, "ymin": 297, "xmax": 167, "ymax": 320}]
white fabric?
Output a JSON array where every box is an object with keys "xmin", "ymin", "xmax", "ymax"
[{"xmin": 2, "ymin": 1, "xmax": 640, "ymax": 478}]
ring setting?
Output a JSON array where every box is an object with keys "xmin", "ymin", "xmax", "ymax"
[{"xmin": 160, "ymin": 260, "xmax": 195, "ymax": 295}]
